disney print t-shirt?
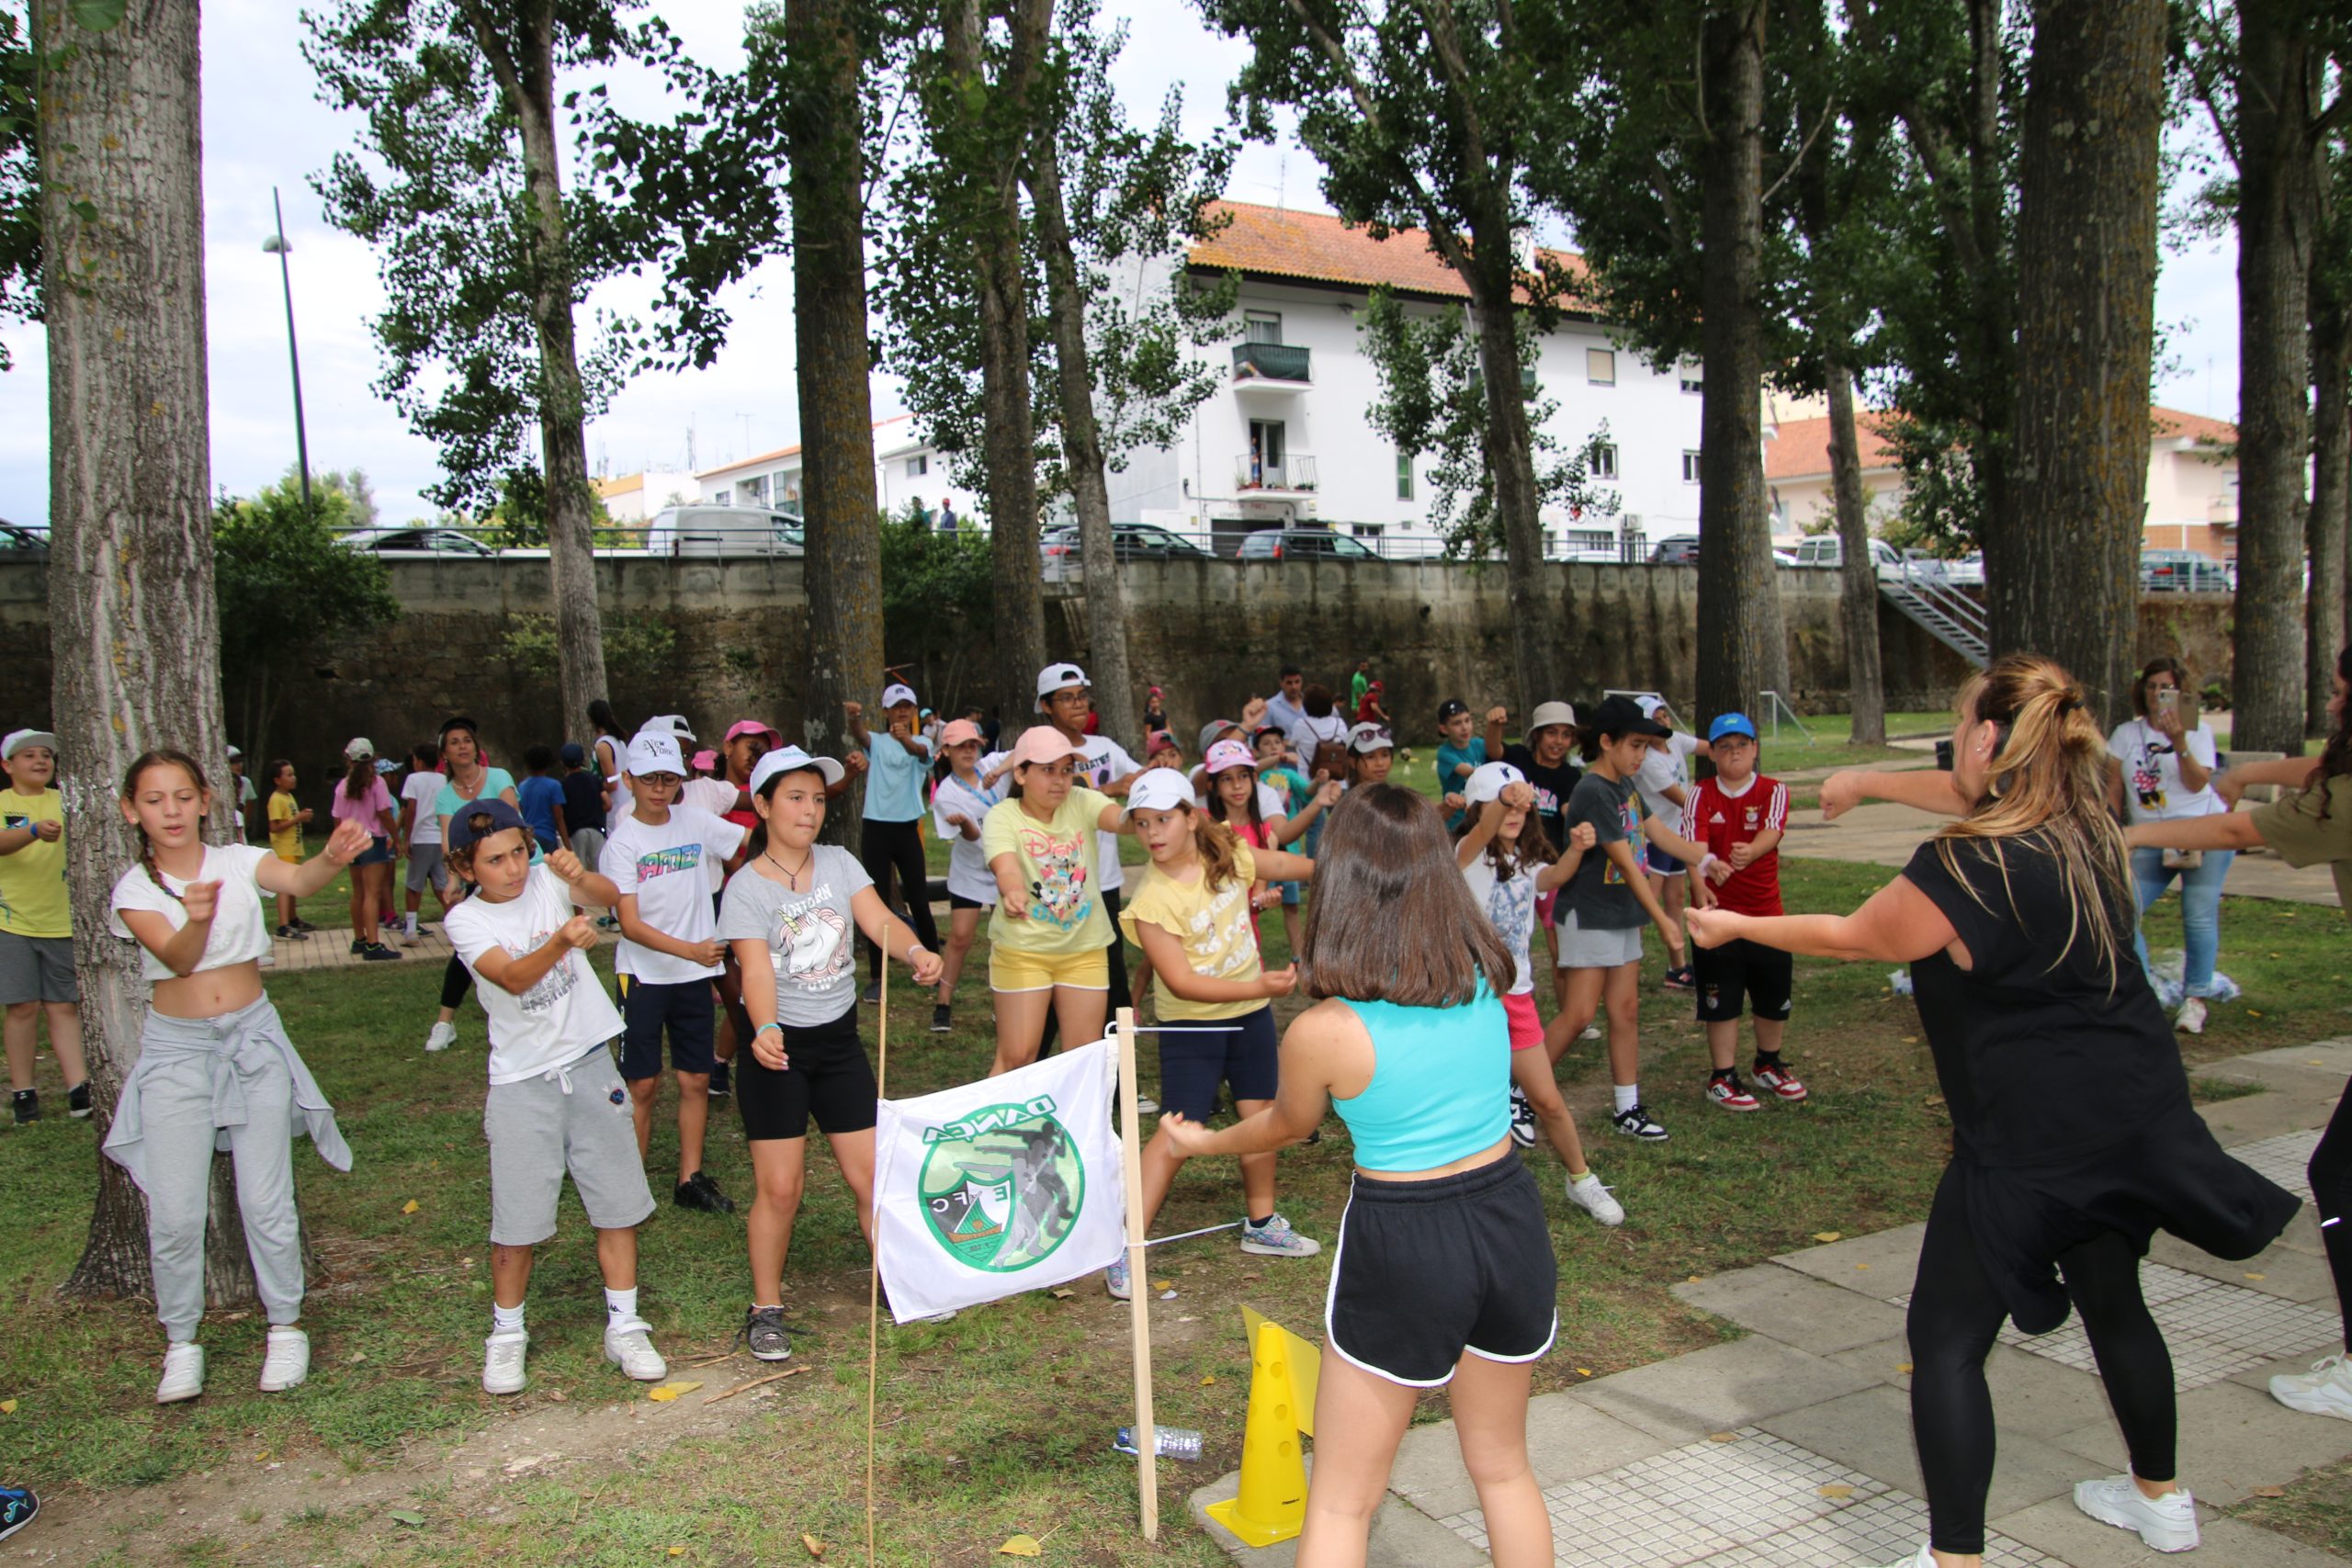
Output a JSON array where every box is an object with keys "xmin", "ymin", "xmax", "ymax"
[
  {"xmin": 718, "ymin": 845, "xmax": 874, "ymax": 1028},
  {"xmin": 980, "ymin": 787, "xmax": 1115, "ymax": 955}
]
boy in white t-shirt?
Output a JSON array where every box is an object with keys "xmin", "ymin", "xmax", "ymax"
[
  {"xmin": 598, "ymin": 731, "xmax": 747, "ymax": 1215},
  {"xmin": 443, "ymin": 800, "xmax": 668, "ymax": 1398},
  {"xmin": 397, "ymin": 743, "xmax": 448, "ymax": 942}
]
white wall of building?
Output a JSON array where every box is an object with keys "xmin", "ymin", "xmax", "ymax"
[
  {"xmin": 595, "ymin": 467, "xmax": 700, "ymax": 524},
  {"xmin": 874, "ymin": 434, "xmax": 985, "ymax": 526}
]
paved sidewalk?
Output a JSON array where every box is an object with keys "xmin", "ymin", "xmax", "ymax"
[
  {"xmin": 1191, "ymin": 1042, "xmax": 2352, "ymax": 1566},
  {"xmin": 262, "ymin": 923, "xmax": 460, "ymax": 973}
]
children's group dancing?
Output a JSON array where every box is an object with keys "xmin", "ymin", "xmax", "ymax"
[{"xmin": 39, "ymin": 641, "xmax": 2352, "ymax": 1568}]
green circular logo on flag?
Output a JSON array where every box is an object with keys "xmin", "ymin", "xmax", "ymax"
[{"xmin": 918, "ymin": 1099, "xmax": 1086, "ymax": 1272}]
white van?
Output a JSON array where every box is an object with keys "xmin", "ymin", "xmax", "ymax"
[
  {"xmin": 643, "ymin": 504, "xmax": 806, "ymax": 558},
  {"xmin": 1793, "ymin": 536, "xmax": 1903, "ymax": 575}
]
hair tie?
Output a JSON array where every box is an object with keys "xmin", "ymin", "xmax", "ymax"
[{"xmin": 2056, "ymin": 696, "xmax": 2081, "ymax": 717}]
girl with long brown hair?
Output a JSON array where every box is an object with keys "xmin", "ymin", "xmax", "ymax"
[{"xmin": 1691, "ymin": 655, "xmax": 2300, "ymax": 1567}]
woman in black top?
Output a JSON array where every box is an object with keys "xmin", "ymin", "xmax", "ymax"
[{"xmin": 1689, "ymin": 654, "xmax": 2298, "ymax": 1568}]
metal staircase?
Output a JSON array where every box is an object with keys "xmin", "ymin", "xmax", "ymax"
[{"xmin": 1877, "ymin": 564, "xmax": 1990, "ymax": 669}]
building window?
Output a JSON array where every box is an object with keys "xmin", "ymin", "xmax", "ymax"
[
  {"xmin": 1681, "ymin": 450, "xmax": 1702, "ymax": 484},
  {"xmin": 1245, "ymin": 310, "xmax": 1283, "ymax": 344},
  {"xmin": 906, "ymin": 454, "xmax": 929, "ymax": 478},
  {"xmin": 741, "ymin": 475, "xmax": 768, "ymax": 506},
  {"xmin": 1679, "ymin": 373, "xmax": 1703, "ymax": 394},
  {"xmin": 1352, "ymin": 524, "xmax": 1385, "ymax": 538},
  {"xmin": 1396, "ymin": 452, "xmax": 1415, "ymax": 501},
  {"xmin": 1590, "ymin": 442, "xmax": 1618, "ymax": 481},
  {"xmin": 713, "ymin": 489, "xmax": 732, "ymax": 505},
  {"xmin": 1587, "ymin": 348, "xmax": 1616, "ymax": 386}
]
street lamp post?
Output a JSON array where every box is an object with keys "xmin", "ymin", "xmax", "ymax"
[{"xmin": 262, "ymin": 186, "xmax": 311, "ymax": 514}]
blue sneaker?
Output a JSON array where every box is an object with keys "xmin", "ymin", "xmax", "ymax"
[
  {"xmin": 0, "ymin": 1485, "xmax": 37, "ymax": 1544},
  {"xmin": 1105, "ymin": 1255, "xmax": 1131, "ymax": 1300},
  {"xmin": 1238, "ymin": 1213, "xmax": 1322, "ymax": 1258}
]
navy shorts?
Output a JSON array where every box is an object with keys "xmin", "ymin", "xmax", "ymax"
[
  {"xmin": 1694, "ymin": 937, "xmax": 1793, "ymax": 1023},
  {"xmin": 355, "ymin": 835, "xmax": 393, "ymax": 867},
  {"xmin": 616, "ymin": 976, "xmax": 718, "ymax": 1079},
  {"xmin": 1643, "ymin": 840, "xmax": 1680, "ymax": 876},
  {"xmin": 1159, "ymin": 1006, "xmax": 1279, "ymax": 1122}
]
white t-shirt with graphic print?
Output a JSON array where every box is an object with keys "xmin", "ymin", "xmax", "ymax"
[{"xmin": 447, "ymin": 863, "xmax": 625, "ymax": 1085}]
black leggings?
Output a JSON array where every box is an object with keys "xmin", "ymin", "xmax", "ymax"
[
  {"xmin": 2311, "ymin": 1079, "xmax": 2352, "ymax": 1351},
  {"xmin": 860, "ymin": 818, "xmax": 941, "ymax": 982},
  {"xmin": 440, "ymin": 953, "xmax": 472, "ymax": 1010},
  {"xmin": 1907, "ymin": 1168, "xmax": 2175, "ymax": 1556}
]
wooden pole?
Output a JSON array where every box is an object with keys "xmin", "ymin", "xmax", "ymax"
[
  {"xmin": 867, "ymin": 964, "xmax": 890, "ymax": 1565},
  {"xmin": 1114, "ymin": 1005, "xmax": 1159, "ymax": 1540}
]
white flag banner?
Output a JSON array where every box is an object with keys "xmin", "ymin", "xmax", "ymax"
[{"xmin": 872, "ymin": 1037, "xmax": 1126, "ymax": 1324}]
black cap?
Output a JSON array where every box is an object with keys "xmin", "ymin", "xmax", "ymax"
[
  {"xmin": 1437, "ymin": 698, "xmax": 1470, "ymax": 723},
  {"xmin": 1589, "ymin": 694, "xmax": 1670, "ymax": 740},
  {"xmin": 447, "ymin": 799, "xmax": 529, "ymax": 852}
]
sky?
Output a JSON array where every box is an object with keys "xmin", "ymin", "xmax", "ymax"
[{"xmin": 0, "ymin": 2, "xmax": 2241, "ymax": 530}]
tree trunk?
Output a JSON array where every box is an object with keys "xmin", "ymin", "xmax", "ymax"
[
  {"xmin": 486, "ymin": 0, "xmax": 610, "ymax": 750},
  {"xmin": 1465, "ymin": 249, "xmax": 1555, "ymax": 724},
  {"xmin": 1026, "ymin": 128, "xmax": 1138, "ymax": 748},
  {"xmin": 786, "ymin": 0, "xmax": 885, "ymax": 848},
  {"xmin": 946, "ymin": 0, "xmax": 1048, "ymax": 727},
  {"xmin": 2232, "ymin": 0, "xmax": 2323, "ymax": 753},
  {"xmin": 1825, "ymin": 360, "xmax": 1887, "ymax": 744},
  {"xmin": 2311, "ymin": 261, "xmax": 2350, "ymax": 733},
  {"xmin": 33, "ymin": 0, "xmax": 257, "ymax": 1306},
  {"xmin": 2002, "ymin": 0, "xmax": 2165, "ymax": 728},
  {"xmin": 1694, "ymin": 0, "xmax": 1790, "ymax": 728}
]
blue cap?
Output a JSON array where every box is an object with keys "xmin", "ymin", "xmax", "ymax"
[
  {"xmin": 1708, "ymin": 712, "xmax": 1758, "ymax": 743},
  {"xmin": 560, "ymin": 740, "xmax": 585, "ymax": 766},
  {"xmin": 446, "ymin": 798, "xmax": 529, "ymax": 852}
]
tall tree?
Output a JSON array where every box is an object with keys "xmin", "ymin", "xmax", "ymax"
[
  {"xmin": 2312, "ymin": 117, "xmax": 2352, "ymax": 725},
  {"xmin": 33, "ymin": 0, "xmax": 255, "ymax": 1304},
  {"xmin": 307, "ymin": 0, "xmax": 647, "ymax": 746},
  {"xmin": 1197, "ymin": 0, "xmax": 1577, "ymax": 719}
]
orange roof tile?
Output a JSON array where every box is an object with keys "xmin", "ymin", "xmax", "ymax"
[
  {"xmin": 1188, "ymin": 200, "xmax": 1591, "ymax": 308},
  {"xmin": 1765, "ymin": 405, "xmax": 2238, "ymax": 482}
]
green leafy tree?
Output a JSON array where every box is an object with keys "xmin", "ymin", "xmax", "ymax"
[
  {"xmin": 0, "ymin": 0, "xmax": 42, "ymax": 372},
  {"xmin": 878, "ymin": 501, "xmax": 995, "ymax": 716},
  {"xmin": 214, "ymin": 474, "xmax": 401, "ymax": 771}
]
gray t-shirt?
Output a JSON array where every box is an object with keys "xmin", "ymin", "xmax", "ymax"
[
  {"xmin": 1562, "ymin": 772, "xmax": 1648, "ymax": 930},
  {"xmin": 718, "ymin": 844, "xmax": 874, "ymax": 1028}
]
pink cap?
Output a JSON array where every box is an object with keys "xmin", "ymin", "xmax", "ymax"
[
  {"xmin": 1204, "ymin": 739, "xmax": 1256, "ymax": 775},
  {"xmin": 691, "ymin": 749, "xmax": 718, "ymax": 773},
  {"xmin": 938, "ymin": 718, "xmax": 983, "ymax": 748},
  {"xmin": 724, "ymin": 719, "xmax": 782, "ymax": 747},
  {"xmin": 1009, "ymin": 726, "xmax": 1090, "ymax": 769}
]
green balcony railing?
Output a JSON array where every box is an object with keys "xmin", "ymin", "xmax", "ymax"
[{"xmin": 1232, "ymin": 342, "xmax": 1312, "ymax": 383}]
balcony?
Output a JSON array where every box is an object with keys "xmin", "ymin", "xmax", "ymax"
[
  {"xmin": 1231, "ymin": 342, "xmax": 1312, "ymax": 388},
  {"xmin": 1235, "ymin": 453, "xmax": 1319, "ymax": 493}
]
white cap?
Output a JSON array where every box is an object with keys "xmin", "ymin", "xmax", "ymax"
[
  {"xmin": 1528, "ymin": 701, "xmax": 1577, "ymax": 734},
  {"xmin": 639, "ymin": 714, "xmax": 697, "ymax": 743},
  {"xmin": 1125, "ymin": 770, "xmax": 1195, "ymax": 818},
  {"xmin": 343, "ymin": 737, "xmax": 375, "ymax": 761},
  {"xmin": 225, "ymin": 744, "xmax": 243, "ymax": 760},
  {"xmin": 751, "ymin": 746, "xmax": 845, "ymax": 794},
  {"xmin": 1464, "ymin": 760, "xmax": 1527, "ymax": 806},
  {"xmin": 881, "ymin": 682, "xmax": 919, "ymax": 710},
  {"xmin": 1635, "ymin": 695, "xmax": 1672, "ymax": 727},
  {"xmin": 625, "ymin": 732, "xmax": 685, "ymax": 777},
  {"xmin": 1034, "ymin": 662, "xmax": 1091, "ymax": 707},
  {"xmin": 1, "ymin": 729, "xmax": 57, "ymax": 761},
  {"xmin": 1347, "ymin": 721, "xmax": 1395, "ymax": 753}
]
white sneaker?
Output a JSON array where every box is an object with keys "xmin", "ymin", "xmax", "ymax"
[
  {"xmin": 258, "ymin": 1325, "xmax": 310, "ymax": 1392},
  {"xmin": 155, "ymin": 1341, "xmax": 204, "ymax": 1404},
  {"xmin": 482, "ymin": 1327, "xmax": 528, "ymax": 1395},
  {"xmin": 604, "ymin": 1315, "xmax": 667, "ymax": 1382},
  {"xmin": 2073, "ymin": 1473, "xmax": 2199, "ymax": 1552},
  {"xmin": 2271, "ymin": 1351, "xmax": 2352, "ymax": 1419},
  {"xmin": 2176, "ymin": 996, "xmax": 2208, "ymax": 1035},
  {"xmin": 1238, "ymin": 1213, "xmax": 1321, "ymax": 1258},
  {"xmin": 1566, "ymin": 1171, "xmax": 1626, "ymax": 1227},
  {"xmin": 1875, "ymin": 1549, "xmax": 1932, "ymax": 1568},
  {"xmin": 424, "ymin": 1021, "xmax": 457, "ymax": 1053},
  {"xmin": 1579, "ymin": 1023, "xmax": 1602, "ymax": 1042}
]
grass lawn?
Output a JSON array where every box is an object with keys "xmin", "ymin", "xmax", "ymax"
[{"xmin": 3, "ymin": 844, "xmax": 2346, "ymax": 1563}]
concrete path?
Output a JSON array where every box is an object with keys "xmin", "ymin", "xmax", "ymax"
[{"xmin": 1190, "ymin": 1043, "xmax": 2352, "ymax": 1566}]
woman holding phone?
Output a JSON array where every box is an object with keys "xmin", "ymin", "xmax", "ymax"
[{"xmin": 2104, "ymin": 658, "xmax": 2231, "ymax": 1033}]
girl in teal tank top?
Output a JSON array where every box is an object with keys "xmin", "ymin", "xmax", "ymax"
[{"xmin": 1160, "ymin": 783, "xmax": 1559, "ymax": 1568}]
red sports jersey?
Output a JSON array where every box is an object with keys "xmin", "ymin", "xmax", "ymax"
[{"xmin": 1680, "ymin": 774, "xmax": 1787, "ymax": 918}]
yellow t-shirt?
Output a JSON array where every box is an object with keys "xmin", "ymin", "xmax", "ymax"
[
  {"xmin": 981, "ymin": 787, "xmax": 1115, "ymax": 954},
  {"xmin": 1119, "ymin": 844, "xmax": 1263, "ymax": 1021},
  {"xmin": 268, "ymin": 791, "xmax": 306, "ymax": 863},
  {"xmin": 0, "ymin": 786, "xmax": 68, "ymax": 939}
]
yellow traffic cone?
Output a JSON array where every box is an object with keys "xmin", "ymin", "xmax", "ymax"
[{"xmin": 1204, "ymin": 1318, "xmax": 1309, "ymax": 1547}]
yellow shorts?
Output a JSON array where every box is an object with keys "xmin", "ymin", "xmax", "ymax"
[
  {"xmin": 989, "ymin": 945, "xmax": 1110, "ymax": 994},
  {"xmin": 273, "ymin": 847, "xmax": 304, "ymax": 865}
]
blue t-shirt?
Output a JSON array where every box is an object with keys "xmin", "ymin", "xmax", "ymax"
[
  {"xmin": 516, "ymin": 774, "xmax": 564, "ymax": 848},
  {"xmin": 1437, "ymin": 738, "xmax": 1488, "ymax": 829},
  {"xmin": 863, "ymin": 731, "xmax": 933, "ymax": 823},
  {"xmin": 560, "ymin": 768, "xmax": 605, "ymax": 840},
  {"xmin": 435, "ymin": 766, "xmax": 541, "ymax": 866}
]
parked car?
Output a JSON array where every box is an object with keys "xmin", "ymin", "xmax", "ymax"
[
  {"xmin": 1772, "ymin": 548, "xmax": 1800, "ymax": 567},
  {"xmin": 1649, "ymin": 536, "xmax": 1702, "ymax": 566},
  {"xmin": 1040, "ymin": 523, "xmax": 1218, "ymax": 581},
  {"xmin": 336, "ymin": 525, "xmax": 496, "ymax": 558},
  {"xmin": 1791, "ymin": 535, "xmax": 1905, "ymax": 575},
  {"xmin": 1234, "ymin": 527, "xmax": 1380, "ymax": 562},
  {"xmin": 643, "ymin": 504, "xmax": 805, "ymax": 558},
  {"xmin": 2141, "ymin": 549, "xmax": 2231, "ymax": 592}
]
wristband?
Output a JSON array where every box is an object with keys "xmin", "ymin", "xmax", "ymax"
[{"xmin": 755, "ymin": 1021, "xmax": 783, "ymax": 1038}]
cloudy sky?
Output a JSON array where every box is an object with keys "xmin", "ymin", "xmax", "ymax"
[{"xmin": 0, "ymin": 2, "xmax": 2239, "ymax": 529}]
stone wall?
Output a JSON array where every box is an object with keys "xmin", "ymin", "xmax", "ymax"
[{"xmin": 0, "ymin": 556, "xmax": 2240, "ymax": 772}]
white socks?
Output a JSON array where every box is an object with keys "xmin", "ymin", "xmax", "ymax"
[
  {"xmin": 605, "ymin": 1286, "xmax": 639, "ymax": 1323},
  {"xmin": 492, "ymin": 1302, "xmax": 525, "ymax": 1335},
  {"xmin": 1613, "ymin": 1084, "xmax": 1640, "ymax": 1115}
]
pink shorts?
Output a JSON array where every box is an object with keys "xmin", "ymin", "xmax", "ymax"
[{"xmin": 1502, "ymin": 991, "xmax": 1543, "ymax": 1053}]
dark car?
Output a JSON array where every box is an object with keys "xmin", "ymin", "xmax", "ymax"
[
  {"xmin": 1234, "ymin": 527, "xmax": 1379, "ymax": 562},
  {"xmin": 336, "ymin": 525, "xmax": 496, "ymax": 558},
  {"xmin": 1041, "ymin": 523, "xmax": 1218, "ymax": 581},
  {"xmin": 1649, "ymin": 535, "xmax": 1701, "ymax": 566}
]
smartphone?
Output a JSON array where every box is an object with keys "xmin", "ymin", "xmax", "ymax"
[
  {"xmin": 2155, "ymin": 689, "xmax": 2178, "ymax": 710},
  {"xmin": 1935, "ymin": 739, "xmax": 1955, "ymax": 772}
]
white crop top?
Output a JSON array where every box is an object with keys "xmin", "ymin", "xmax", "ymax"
[{"xmin": 108, "ymin": 842, "xmax": 277, "ymax": 983}]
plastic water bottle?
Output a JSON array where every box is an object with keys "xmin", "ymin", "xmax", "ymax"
[{"xmin": 1114, "ymin": 1425, "xmax": 1204, "ymax": 1461}]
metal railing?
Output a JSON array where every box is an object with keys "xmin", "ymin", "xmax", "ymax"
[
  {"xmin": 1233, "ymin": 453, "xmax": 1320, "ymax": 492},
  {"xmin": 1231, "ymin": 342, "xmax": 1311, "ymax": 383}
]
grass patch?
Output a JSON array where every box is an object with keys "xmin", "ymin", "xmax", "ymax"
[{"xmin": 2227, "ymin": 1458, "xmax": 2352, "ymax": 1555}]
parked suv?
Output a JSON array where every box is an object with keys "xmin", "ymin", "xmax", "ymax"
[
  {"xmin": 1649, "ymin": 536, "xmax": 1701, "ymax": 566},
  {"xmin": 1040, "ymin": 523, "xmax": 1218, "ymax": 582},
  {"xmin": 1234, "ymin": 527, "xmax": 1379, "ymax": 562},
  {"xmin": 643, "ymin": 504, "xmax": 805, "ymax": 558}
]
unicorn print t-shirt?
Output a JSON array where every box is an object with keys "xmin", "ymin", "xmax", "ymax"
[
  {"xmin": 718, "ymin": 845, "xmax": 874, "ymax": 1028},
  {"xmin": 980, "ymin": 787, "xmax": 1115, "ymax": 956}
]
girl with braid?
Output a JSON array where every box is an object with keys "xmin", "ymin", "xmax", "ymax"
[{"xmin": 107, "ymin": 750, "xmax": 368, "ymax": 1404}]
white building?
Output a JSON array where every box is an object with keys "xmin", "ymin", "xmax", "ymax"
[
  {"xmin": 1108, "ymin": 201, "xmax": 1707, "ymax": 556},
  {"xmin": 693, "ymin": 414, "xmax": 983, "ymax": 528},
  {"xmin": 593, "ymin": 468, "xmax": 699, "ymax": 524}
]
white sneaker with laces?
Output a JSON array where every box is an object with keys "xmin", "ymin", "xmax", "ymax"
[
  {"xmin": 2271, "ymin": 1351, "xmax": 2352, "ymax": 1419},
  {"xmin": 1566, "ymin": 1171, "xmax": 1625, "ymax": 1226},
  {"xmin": 1578, "ymin": 1023, "xmax": 1602, "ymax": 1042},
  {"xmin": 482, "ymin": 1327, "xmax": 528, "ymax": 1395},
  {"xmin": 1238, "ymin": 1213, "xmax": 1322, "ymax": 1258},
  {"xmin": 2073, "ymin": 1472, "xmax": 2199, "ymax": 1552},
  {"xmin": 155, "ymin": 1341, "xmax": 205, "ymax": 1404},
  {"xmin": 424, "ymin": 1021, "xmax": 457, "ymax": 1054},
  {"xmin": 1611, "ymin": 1103, "xmax": 1669, "ymax": 1141},
  {"xmin": 258, "ymin": 1325, "xmax": 310, "ymax": 1392},
  {"xmin": 604, "ymin": 1315, "xmax": 668, "ymax": 1382},
  {"xmin": 2176, "ymin": 996, "xmax": 2208, "ymax": 1035}
]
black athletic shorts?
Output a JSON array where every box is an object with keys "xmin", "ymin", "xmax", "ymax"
[
  {"xmin": 1693, "ymin": 936, "xmax": 1793, "ymax": 1023},
  {"xmin": 616, "ymin": 976, "xmax": 718, "ymax": 1078},
  {"xmin": 737, "ymin": 1002, "xmax": 877, "ymax": 1141},
  {"xmin": 1327, "ymin": 1154, "xmax": 1556, "ymax": 1386},
  {"xmin": 950, "ymin": 891, "xmax": 989, "ymax": 911},
  {"xmin": 1159, "ymin": 1006, "xmax": 1279, "ymax": 1122}
]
